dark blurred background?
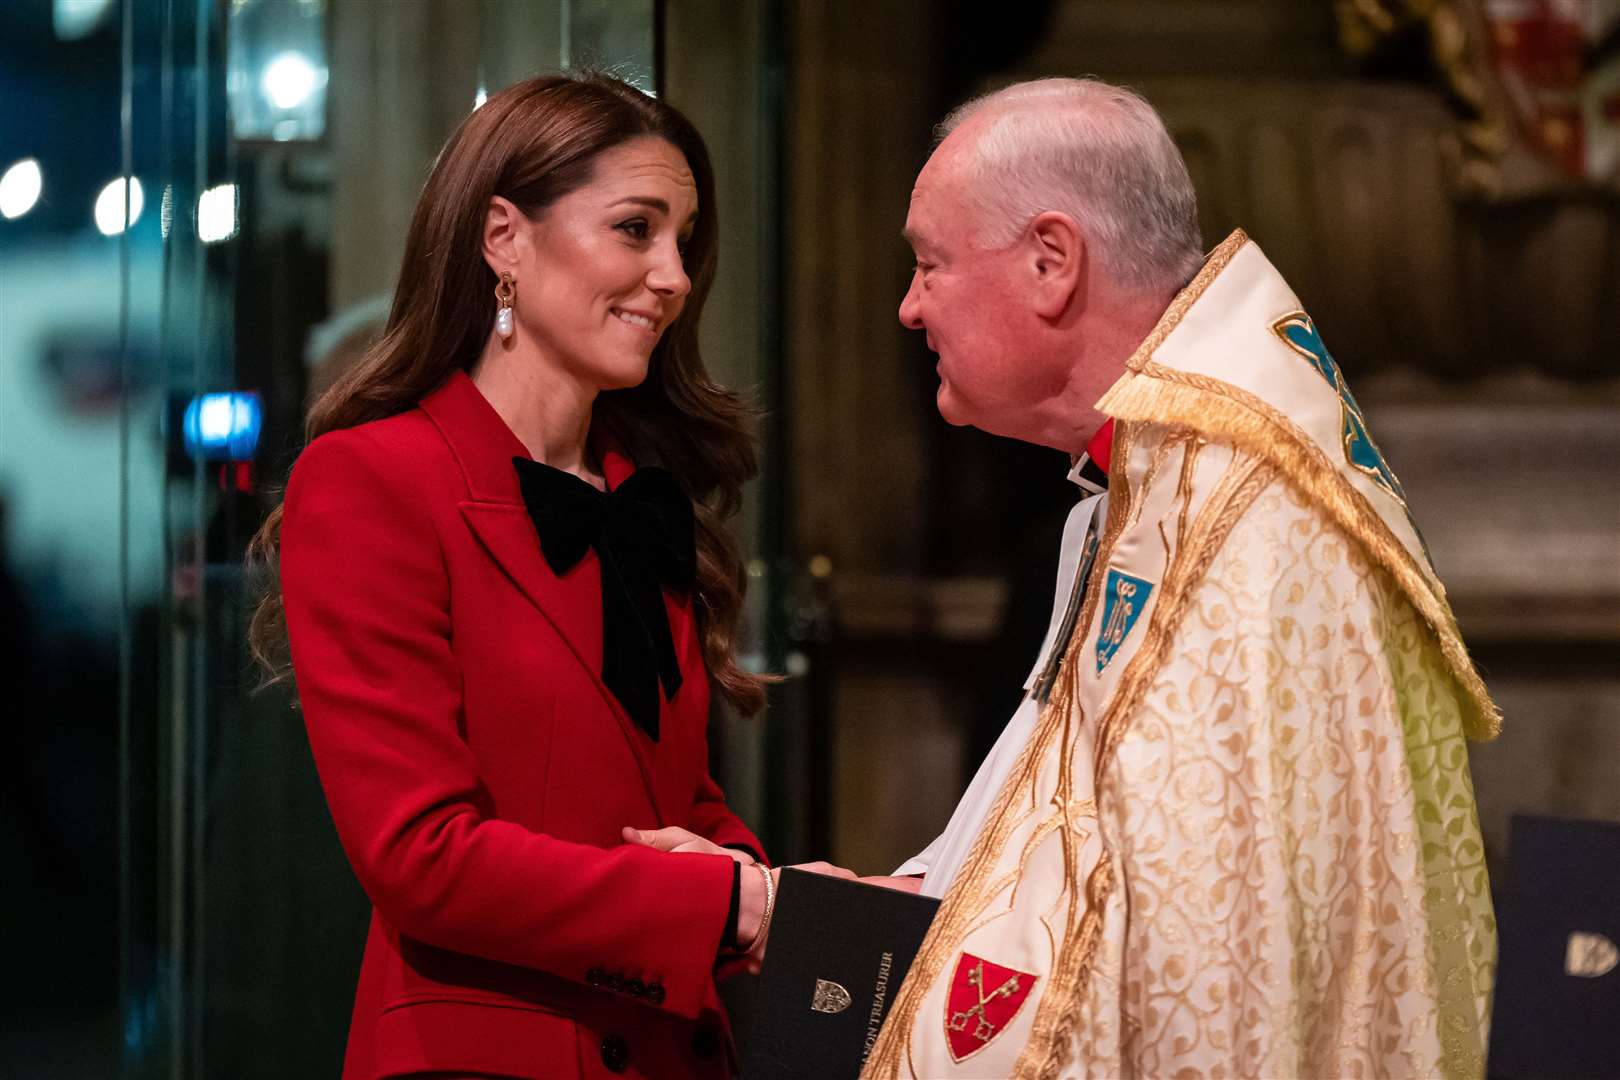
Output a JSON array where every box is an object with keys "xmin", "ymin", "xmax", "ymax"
[{"xmin": 1, "ymin": 0, "xmax": 1615, "ymax": 1076}]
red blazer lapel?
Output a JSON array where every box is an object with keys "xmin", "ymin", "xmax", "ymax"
[{"xmin": 421, "ymin": 372, "xmax": 668, "ymax": 823}]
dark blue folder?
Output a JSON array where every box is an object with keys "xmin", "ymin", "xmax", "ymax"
[
  {"xmin": 1488, "ymin": 814, "xmax": 1620, "ymax": 1079},
  {"xmin": 743, "ymin": 869, "xmax": 940, "ymax": 1080}
]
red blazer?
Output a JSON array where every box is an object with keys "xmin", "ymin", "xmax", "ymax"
[{"xmin": 281, "ymin": 370, "xmax": 764, "ymax": 1080}]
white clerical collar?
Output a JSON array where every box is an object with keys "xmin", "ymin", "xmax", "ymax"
[{"xmin": 1067, "ymin": 418, "xmax": 1115, "ymax": 495}]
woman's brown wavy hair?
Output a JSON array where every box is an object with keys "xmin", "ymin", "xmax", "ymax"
[{"xmin": 247, "ymin": 72, "xmax": 768, "ymax": 715}]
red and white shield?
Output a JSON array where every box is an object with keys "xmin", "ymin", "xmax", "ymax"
[{"xmin": 943, "ymin": 952, "xmax": 1038, "ymax": 1063}]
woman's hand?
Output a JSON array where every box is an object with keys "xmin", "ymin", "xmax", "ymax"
[
  {"xmin": 620, "ymin": 825, "xmax": 754, "ymax": 864},
  {"xmin": 737, "ymin": 860, "xmax": 857, "ymax": 971}
]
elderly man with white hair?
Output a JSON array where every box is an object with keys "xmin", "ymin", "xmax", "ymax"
[{"xmin": 863, "ymin": 78, "xmax": 1500, "ymax": 1080}]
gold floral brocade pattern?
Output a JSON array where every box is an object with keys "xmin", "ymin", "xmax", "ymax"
[
  {"xmin": 1384, "ymin": 575, "xmax": 1496, "ymax": 1078},
  {"xmin": 1073, "ymin": 479, "xmax": 1494, "ymax": 1078}
]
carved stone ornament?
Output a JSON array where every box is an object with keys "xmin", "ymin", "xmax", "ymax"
[{"xmin": 1338, "ymin": 0, "xmax": 1620, "ymax": 196}]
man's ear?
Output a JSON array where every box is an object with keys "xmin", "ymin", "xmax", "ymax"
[
  {"xmin": 1027, "ymin": 210, "xmax": 1084, "ymax": 320},
  {"xmin": 482, "ymin": 195, "xmax": 528, "ymax": 275}
]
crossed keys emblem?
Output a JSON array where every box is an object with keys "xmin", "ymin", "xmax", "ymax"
[
  {"xmin": 948, "ymin": 961, "xmax": 1022, "ymax": 1044},
  {"xmin": 943, "ymin": 953, "xmax": 1038, "ymax": 1062}
]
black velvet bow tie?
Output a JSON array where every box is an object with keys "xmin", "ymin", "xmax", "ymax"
[{"xmin": 513, "ymin": 458, "xmax": 696, "ymax": 741}]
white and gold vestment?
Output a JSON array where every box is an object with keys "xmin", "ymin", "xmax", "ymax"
[{"xmin": 865, "ymin": 230, "xmax": 1499, "ymax": 1080}]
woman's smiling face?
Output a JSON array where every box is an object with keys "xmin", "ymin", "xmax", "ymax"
[{"xmin": 510, "ymin": 135, "xmax": 698, "ymax": 392}]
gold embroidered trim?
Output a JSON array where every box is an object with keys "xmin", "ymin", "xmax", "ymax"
[
  {"xmin": 862, "ymin": 423, "xmax": 1140, "ymax": 1080},
  {"xmin": 1128, "ymin": 428, "xmax": 1194, "ymax": 533},
  {"xmin": 1123, "ymin": 229, "xmax": 1250, "ymax": 375},
  {"xmin": 1014, "ymin": 451, "xmax": 1278, "ymax": 1080},
  {"xmin": 1095, "ymin": 363, "xmax": 1501, "ymax": 741}
]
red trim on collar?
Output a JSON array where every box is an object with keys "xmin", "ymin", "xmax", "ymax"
[
  {"xmin": 1086, "ymin": 419, "xmax": 1115, "ymax": 475},
  {"xmin": 600, "ymin": 444, "xmax": 636, "ymax": 489}
]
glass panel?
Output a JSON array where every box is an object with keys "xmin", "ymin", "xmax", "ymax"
[
  {"xmin": 117, "ymin": 2, "xmax": 241, "ymax": 1075},
  {"xmin": 0, "ymin": 3, "xmax": 127, "ymax": 1074}
]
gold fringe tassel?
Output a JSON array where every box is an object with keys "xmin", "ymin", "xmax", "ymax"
[{"xmin": 1097, "ymin": 366, "xmax": 1502, "ymax": 741}]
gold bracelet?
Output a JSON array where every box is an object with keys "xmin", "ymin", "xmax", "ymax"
[{"xmin": 750, "ymin": 862, "xmax": 776, "ymax": 950}]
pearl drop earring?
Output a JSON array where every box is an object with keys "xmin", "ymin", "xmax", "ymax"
[{"xmin": 494, "ymin": 270, "xmax": 516, "ymax": 341}]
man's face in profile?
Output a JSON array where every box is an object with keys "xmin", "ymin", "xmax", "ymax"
[{"xmin": 897, "ymin": 133, "xmax": 1060, "ymax": 445}]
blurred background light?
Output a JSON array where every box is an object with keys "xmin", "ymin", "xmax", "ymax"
[
  {"xmin": 197, "ymin": 183, "xmax": 238, "ymax": 244},
  {"xmin": 93, "ymin": 176, "xmax": 143, "ymax": 236},
  {"xmin": 227, "ymin": 0, "xmax": 329, "ymax": 142},
  {"xmin": 182, "ymin": 392, "xmax": 262, "ymax": 461},
  {"xmin": 52, "ymin": 0, "xmax": 114, "ymax": 41},
  {"xmin": 262, "ymin": 51, "xmax": 318, "ymax": 110},
  {"xmin": 0, "ymin": 158, "xmax": 43, "ymax": 220}
]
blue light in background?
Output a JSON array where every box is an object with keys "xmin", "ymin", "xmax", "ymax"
[{"xmin": 182, "ymin": 392, "xmax": 262, "ymax": 461}]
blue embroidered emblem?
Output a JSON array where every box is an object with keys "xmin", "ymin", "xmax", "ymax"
[
  {"xmin": 1096, "ymin": 569, "xmax": 1153, "ymax": 673},
  {"xmin": 1271, "ymin": 312, "xmax": 1407, "ymax": 504}
]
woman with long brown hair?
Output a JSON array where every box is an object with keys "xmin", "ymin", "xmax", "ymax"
[{"xmin": 250, "ymin": 72, "xmax": 841, "ymax": 1079}]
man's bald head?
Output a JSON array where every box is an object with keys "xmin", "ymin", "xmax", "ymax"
[{"xmin": 932, "ymin": 78, "xmax": 1203, "ymax": 298}]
